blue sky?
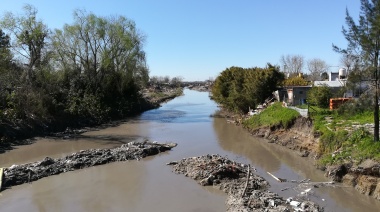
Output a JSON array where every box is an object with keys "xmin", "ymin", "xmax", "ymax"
[{"xmin": 1, "ymin": 0, "xmax": 361, "ymax": 81}]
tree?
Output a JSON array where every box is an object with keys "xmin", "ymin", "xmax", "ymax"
[
  {"xmin": 171, "ymin": 76, "xmax": 183, "ymax": 87},
  {"xmin": 0, "ymin": 29, "xmax": 11, "ymax": 61},
  {"xmin": 0, "ymin": 28, "xmax": 13, "ymax": 109},
  {"xmin": 51, "ymin": 10, "xmax": 149, "ymax": 119},
  {"xmin": 0, "ymin": 4, "xmax": 49, "ymax": 81},
  {"xmin": 307, "ymin": 85, "xmax": 332, "ymax": 108},
  {"xmin": 333, "ymin": 0, "xmax": 380, "ymax": 141},
  {"xmin": 280, "ymin": 54, "xmax": 304, "ymax": 76},
  {"xmin": 307, "ymin": 58, "xmax": 329, "ymax": 81},
  {"xmin": 212, "ymin": 64, "xmax": 284, "ymax": 112}
]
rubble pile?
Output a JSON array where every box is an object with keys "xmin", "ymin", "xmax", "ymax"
[
  {"xmin": 2, "ymin": 142, "xmax": 176, "ymax": 189},
  {"xmin": 168, "ymin": 154, "xmax": 323, "ymax": 212}
]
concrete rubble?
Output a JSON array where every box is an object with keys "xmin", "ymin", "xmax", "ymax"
[
  {"xmin": 168, "ymin": 154, "xmax": 323, "ymax": 212},
  {"xmin": 1, "ymin": 141, "xmax": 177, "ymax": 190}
]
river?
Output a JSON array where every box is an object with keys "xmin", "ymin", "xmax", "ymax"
[{"xmin": 0, "ymin": 89, "xmax": 379, "ymax": 212}]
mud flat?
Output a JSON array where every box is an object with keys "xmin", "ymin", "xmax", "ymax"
[
  {"xmin": 1, "ymin": 141, "xmax": 176, "ymax": 190},
  {"xmin": 168, "ymin": 154, "xmax": 323, "ymax": 212}
]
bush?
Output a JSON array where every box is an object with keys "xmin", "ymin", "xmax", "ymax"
[{"xmin": 307, "ymin": 85, "xmax": 332, "ymax": 108}]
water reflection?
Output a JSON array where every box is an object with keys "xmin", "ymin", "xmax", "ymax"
[
  {"xmin": 1, "ymin": 89, "xmax": 380, "ymax": 212},
  {"xmin": 213, "ymin": 117, "xmax": 281, "ymax": 173}
]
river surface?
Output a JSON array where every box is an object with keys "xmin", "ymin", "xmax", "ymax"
[{"xmin": 1, "ymin": 89, "xmax": 380, "ymax": 212}]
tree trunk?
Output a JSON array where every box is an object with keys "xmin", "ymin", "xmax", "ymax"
[{"xmin": 374, "ymin": 51, "xmax": 379, "ymax": 142}]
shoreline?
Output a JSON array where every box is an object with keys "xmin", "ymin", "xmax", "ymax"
[
  {"xmin": 0, "ymin": 87, "xmax": 183, "ymax": 154},
  {"xmin": 168, "ymin": 154, "xmax": 323, "ymax": 211},
  {"xmin": 216, "ymin": 107, "xmax": 380, "ymax": 201}
]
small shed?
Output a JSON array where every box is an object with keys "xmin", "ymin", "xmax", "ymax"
[{"xmin": 285, "ymin": 86, "xmax": 312, "ymax": 106}]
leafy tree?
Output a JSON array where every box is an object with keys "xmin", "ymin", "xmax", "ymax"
[
  {"xmin": 212, "ymin": 64, "xmax": 284, "ymax": 113},
  {"xmin": 51, "ymin": 10, "xmax": 149, "ymax": 119},
  {"xmin": 307, "ymin": 85, "xmax": 332, "ymax": 108},
  {"xmin": 0, "ymin": 29, "xmax": 11, "ymax": 62},
  {"xmin": 0, "ymin": 28, "xmax": 13, "ymax": 109},
  {"xmin": 333, "ymin": 0, "xmax": 380, "ymax": 141},
  {"xmin": 0, "ymin": 4, "xmax": 50, "ymax": 81}
]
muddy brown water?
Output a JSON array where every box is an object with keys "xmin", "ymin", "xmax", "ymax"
[{"xmin": 0, "ymin": 89, "xmax": 379, "ymax": 212}]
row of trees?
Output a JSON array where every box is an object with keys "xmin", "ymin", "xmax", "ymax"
[
  {"xmin": 280, "ymin": 55, "xmax": 330, "ymax": 81},
  {"xmin": 211, "ymin": 64, "xmax": 284, "ymax": 112},
  {"xmin": 0, "ymin": 5, "xmax": 149, "ymax": 124}
]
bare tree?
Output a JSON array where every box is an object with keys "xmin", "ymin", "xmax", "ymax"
[
  {"xmin": 307, "ymin": 58, "xmax": 329, "ymax": 81},
  {"xmin": 280, "ymin": 54, "xmax": 304, "ymax": 76}
]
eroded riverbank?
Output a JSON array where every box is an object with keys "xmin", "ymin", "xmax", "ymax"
[{"xmin": 1, "ymin": 89, "xmax": 380, "ymax": 211}]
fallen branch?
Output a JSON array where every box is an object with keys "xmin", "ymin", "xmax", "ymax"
[
  {"xmin": 241, "ymin": 164, "xmax": 251, "ymax": 198},
  {"xmin": 267, "ymin": 172, "xmax": 286, "ymax": 182}
]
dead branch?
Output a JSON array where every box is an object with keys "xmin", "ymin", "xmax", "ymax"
[{"xmin": 241, "ymin": 164, "xmax": 251, "ymax": 198}]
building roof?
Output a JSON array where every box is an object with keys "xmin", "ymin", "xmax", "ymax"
[{"xmin": 314, "ymin": 80, "xmax": 345, "ymax": 87}]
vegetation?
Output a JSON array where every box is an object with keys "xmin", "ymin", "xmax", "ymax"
[
  {"xmin": 307, "ymin": 85, "xmax": 332, "ymax": 108},
  {"xmin": 241, "ymin": 82, "xmax": 379, "ymax": 165},
  {"xmin": 333, "ymin": 0, "xmax": 380, "ymax": 141},
  {"xmin": 211, "ymin": 64, "xmax": 284, "ymax": 113},
  {"xmin": 315, "ymin": 107, "xmax": 380, "ymax": 166},
  {"xmin": 242, "ymin": 102, "xmax": 300, "ymax": 130},
  {"xmin": 0, "ymin": 4, "xmax": 159, "ymax": 144},
  {"xmin": 283, "ymin": 76, "xmax": 310, "ymax": 86}
]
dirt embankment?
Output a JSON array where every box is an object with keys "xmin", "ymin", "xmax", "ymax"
[
  {"xmin": 0, "ymin": 87, "xmax": 182, "ymax": 154},
  {"xmin": 245, "ymin": 116, "xmax": 380, "ymax": 201}
]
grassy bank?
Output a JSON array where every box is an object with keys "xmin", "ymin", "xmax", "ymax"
[
  {"xmin": 244, "ymin": 102, "xmax": 380, "ymax": 166},
  {"xmin": 242, "ymin": 102, "xmax": 300, "ymax": 130},
  {"xmin": 311, "ymin": 108, "xmax": 380, "ymax": 166}
]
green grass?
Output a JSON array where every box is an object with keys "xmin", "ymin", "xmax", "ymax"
[
  {"xmin": 310, "ymin": 105, "xmax": 380, "ymax": 166},
  {"xmin": 244, "ymin": 102, "xmax": 380, "ymax": 166},
  {"xmin": 243, "ymin": 102, "xmax": 300, "ymax": 129}
]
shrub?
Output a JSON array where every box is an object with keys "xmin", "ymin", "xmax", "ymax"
[{"xmin": 307, "ymin": 85, "xmax": 332, "ymax": 108}]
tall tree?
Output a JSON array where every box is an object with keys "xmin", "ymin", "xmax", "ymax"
[
  {"xmin": 333, "ymin": 0, "xmax": 380, "ymax": 141},
  {"xmin": 52, "ymin": 10, "xmax": 148, "ymax": 91},
  {"xmin": 0, "ymin": 4, "xmax": 49, "ymax": 81},
  {"xmin": 0, "ymin": 29, "xmax": 11, "ymax": 65},
  {"xmin": 280, "ymin": 54, "xmax": 304, "ymax": 76},
  {"xmin": 307, "ymin": 58, "xmax": 329, "ymax": 81},
  {"xmin": 51, "ymin": 10, "xmax": 149, "ymax": 118}
]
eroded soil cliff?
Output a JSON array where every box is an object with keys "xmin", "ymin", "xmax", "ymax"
[{"xmin": 246, "ymin": 116, "xmax": 380, "ymax": 201}]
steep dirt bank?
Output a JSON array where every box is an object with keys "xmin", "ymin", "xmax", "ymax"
[
  {"xmin": 242, "ymin": 115, "xmax": 380, "ymax": 201},
  {"xmin": 0, "ymin": 88, "xmax": 182, "ymax": 153}
]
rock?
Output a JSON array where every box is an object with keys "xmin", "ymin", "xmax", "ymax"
[
  {"xmin": 342, "ymin": 173, "xmax": 358, "ymax": 187},
  {"xmin": 325, "ymin": 164, "xmax": 349, "ymax": 182},
  {"xmin": 1, "ymin": 141, "xmax": 176, "ymax": 190},
  {"xmin": 355, "ymin": 175, "xmax": 379, "ymax": 196},
  {"xmin": 373, "ymin": 182, "xmax": 380, "ymax": 200},
  {"xmin": 168, "ymin": 154, "xmax": 323, "ymax": 212}
]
